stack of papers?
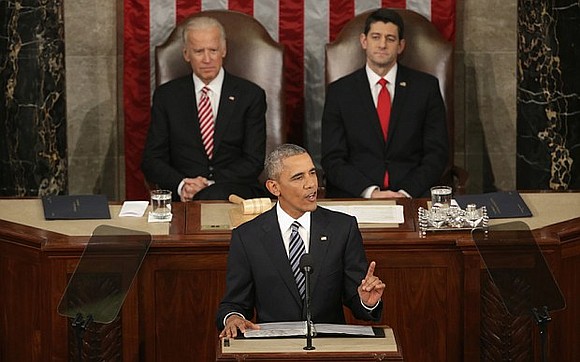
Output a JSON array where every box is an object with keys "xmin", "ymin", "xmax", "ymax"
[
  {"xmin": 118, "ymin": 201, "xmax": 149, "ymax": 217},
  {"xmin": 322, "ymin": 204, "xmax": 404, "ymax": 224}
]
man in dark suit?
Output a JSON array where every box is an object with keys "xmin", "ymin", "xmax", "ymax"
[
  {"xmin": 217, "ymin": 144, "xmax": 385, "ymax": 338},
  {"xmin": 142, "ymin": 16, "xmax": 266, "ymax": 201},
  {"xmin": 322, "ymin": 8, "xmax": 448, "ymax": 199}
]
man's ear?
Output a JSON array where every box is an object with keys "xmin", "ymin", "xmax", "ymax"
[
  {"xmin": 359, "ymin": 33, "xmax": 367, "ymax": 50},
  {"xmin": 397, "ymin": 38, "xmax": 406, "ymax": 55},
  {"xmin": 265, "ymin": 180, "xmax": 280, "ymax": 197}
]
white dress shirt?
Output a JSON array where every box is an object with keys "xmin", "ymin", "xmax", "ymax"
[
  {"xmin": 361, "ymin": 63, "xmax": 410, "ymax": 199},
  {"xmin": 275, "ymin": 202, "xmax": 311, "ymax": 256},
  {"xmin": 177, "ymin": 68, "xmax": 225, "ymax": 198}
]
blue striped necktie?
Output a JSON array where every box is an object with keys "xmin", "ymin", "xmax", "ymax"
[{"xmin": 289, "ymin": 221, "xmax": 306, "ymax": 300}]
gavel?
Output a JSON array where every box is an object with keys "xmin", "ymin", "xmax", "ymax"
[{"xmin": 228, "ymin": 194, "xmax": 272, "ymax": 215}]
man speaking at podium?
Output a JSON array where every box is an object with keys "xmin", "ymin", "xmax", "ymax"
[{"xmin": 217, "ymin": 144, "xmax": 386, "ymax": 338}]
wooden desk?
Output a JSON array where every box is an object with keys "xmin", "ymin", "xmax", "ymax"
[
  {"xmin": 1, "ymin": 194, "xmax": 579, "ymax": 361},
  {"xmin": 215, "ymin": 327, "xmax": 403, "ymax": 361}
]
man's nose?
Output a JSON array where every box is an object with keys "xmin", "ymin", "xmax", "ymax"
[{"xmin": 304, "ymin": 173, "xmax": 317, "ymax": 189}]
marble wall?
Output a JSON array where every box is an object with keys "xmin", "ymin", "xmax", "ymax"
[
  {"xmin": 516, "ymin": 0, "xmax": 580, "ymax": 190},
  {"xmin": 0, "ymin": 0, "xmax": 67, "ymax": 196},
  {"xmin": 0, "ymin": 0, "xmax": 123, "ymax": 199},
  {"xmin": 2, "ymin": 1, "xmax": 577, "ymax": 200}
]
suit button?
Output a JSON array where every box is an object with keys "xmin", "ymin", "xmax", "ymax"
[
  {"xmin": 209, "ymin": 173, "xmax": 214, "ymax": 179},
  {"xmin": 209, "ymin": 166, "xmax": 214, "ymax": 171}
]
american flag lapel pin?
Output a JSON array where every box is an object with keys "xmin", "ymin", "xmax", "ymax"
[
  {"xmin": 320, "ymin": 235, "xmax": 327, "ymax": 241},
  {"xmin": 400, "ymin": 81, "xmax": 407, "ymax": 87},
  {"xmin": 228, "ymin": 96, "xmax": 235, "ymax": 101}
]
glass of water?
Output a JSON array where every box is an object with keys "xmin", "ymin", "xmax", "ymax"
[
  {"xmin": 150, "ymin": 189, "xmax": 172, "ymax": 220},
  {"xmin": 430, "ymin": 186, "xmax": 452, "ymax": 209}
]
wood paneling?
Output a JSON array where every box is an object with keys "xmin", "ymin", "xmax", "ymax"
[
  {"xmin": 1, "ymin": 199, "xmax": 579, "ymax": 361},
  {"xmin": 140, "ymin": 254, "xmax": 228, "ymax": 361},
  {"xmin": 555, "ymin": 235, "xmax": 580, "ymax": 362},
  {"xmin": 0, "ymin": 242, "xmax": 43, "ymax": 362}
]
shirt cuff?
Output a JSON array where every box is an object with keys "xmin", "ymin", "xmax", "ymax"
[
  {"xmin": 361, "ymin": 298, "xmax": 381, "ymax": 311},
  {"xmin": 361, "ymin": 185, "xmax": 380, "ymax": 199},
  {"xmin": 223, "ymin": 312, "xmax": 246, "ymax": 329},
  {"xmin": 398, "ymin": 189, "xmax": 412, "ymax": 198},
  {"xmin": 177, "ymin": 179, "xmax": 186, "ymax": 198}
]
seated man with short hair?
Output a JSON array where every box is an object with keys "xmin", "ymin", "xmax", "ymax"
[
  {"xmin": 142, "ymin": 16, "xmax": 267, "ymax": 201},
  {"xmin": 322, "ymin": 9, "xmax": 449, "ymax": 199}
]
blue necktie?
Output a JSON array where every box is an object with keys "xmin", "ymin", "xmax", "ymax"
[{"xmin": 289, "ymin": 221, "xmax": 306, "ymax": 299}]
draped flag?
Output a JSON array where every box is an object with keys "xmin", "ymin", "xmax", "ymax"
[{"xmin": 124, "ymin": 0, "xmax": 456, "ymax": 199}]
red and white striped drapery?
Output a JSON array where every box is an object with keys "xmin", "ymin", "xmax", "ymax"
[{"xmin": 124, "ymin": 0, "xmax": 456, "ymax": 199}]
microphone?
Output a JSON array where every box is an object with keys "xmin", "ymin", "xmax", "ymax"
[
  {"xmin": 300, "ymin": 253, "xmax": 315, "ymax": 350},
  {"xmin": 299, "ymin": 253, "xmax": 314, "ymax": 274}
]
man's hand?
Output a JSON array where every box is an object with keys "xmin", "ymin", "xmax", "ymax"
[
  {"xmin": 371, "ymin": 190, "xmax": 406, "ymax": 199},
  {"xmin": 180, "ymin": 176, "xmax": 211, "ymax": 201},
  {"xmin": 219, "ymin": 315, "xmax": 260, "ymax": 338},
  {"xmin": 357, "ymin": 261, "xmax": 386, "ymax": 307}
]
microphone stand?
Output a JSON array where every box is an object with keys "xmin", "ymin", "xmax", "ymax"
[
  {"xmin": 532, "ymin": 306, "xmax": 551, "ymax": 362},
  {"xmin": 71, "ymin": 313, "xmax": 93, "ymax": 362},
  {"xmin": 303, "ymin": 266, "xmax": 315, "ymax": 351}
]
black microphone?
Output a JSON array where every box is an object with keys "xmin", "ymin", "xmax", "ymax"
[
  {"xmin": 300, "ymin": 253, "xmax": 314, "ymax": 274},
  {"xmin": 299, "ymin": 253, "xmax": 315, "ymax": 350}
]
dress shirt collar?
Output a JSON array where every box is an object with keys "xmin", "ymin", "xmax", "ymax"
[
  {"xmin": 192, "ymin": 67, "xmax": 224, "ymax": 98},
  {"xmin": 366, "ymin": 63, "xmax": 397, "ymax": 87},
  {"xmin": 276, "ymin": 202, "xmax": 311, "ymax": 236},
  {"xmin": 366, "ymin": 63, "xmax": 397, "ymax": 105}
]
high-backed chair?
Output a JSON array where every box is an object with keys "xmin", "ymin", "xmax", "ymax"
[
  {"xmin": 325, "ymin": 9, "xmax": 467, "ymax": 193},
  {"xmin": 155, "ymin": 10, "xmax": 285, "ymax": 165}
]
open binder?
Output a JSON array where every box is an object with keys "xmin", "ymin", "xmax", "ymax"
[{"xmin": 241, "ymin": 321, "xmax": 385, "ymax": 339}]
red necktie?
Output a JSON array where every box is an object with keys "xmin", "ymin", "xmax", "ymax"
[
  {"xmin": 377, "ymin": 78, "xmax": 391, "ymax": 188},
  {"xmin": 377, "ymin": 78, "xmax": 391, "ymax": 140},
  {"xmin": 198, "ymin": 86, "xmax": 215, "ymax": 159}
]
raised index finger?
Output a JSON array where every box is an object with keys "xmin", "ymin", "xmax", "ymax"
[{"xmin": 365, "ymin": 261, "xmax": 376, "ymax": 279}]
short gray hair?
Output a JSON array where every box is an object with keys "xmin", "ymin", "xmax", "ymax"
[
  {"xmin": 265, "ymin": 144, "xmax": 307, "ymax": 180},
  {"xmin": 182, "ymin": 16, "xmax": 226, "ymax": 46}
]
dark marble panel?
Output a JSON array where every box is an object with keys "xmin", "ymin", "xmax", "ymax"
[
  {"xmin": 517, "ymin": 0, "xmax": 580, "ymax": 189},
  {"xmin": 0, "ymin": 0, "xmax": 67, "ymax": 197}
]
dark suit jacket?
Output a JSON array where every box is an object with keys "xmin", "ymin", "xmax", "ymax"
[
  {"xmin": 141, "ymin": 71, "xmax": 266, "ymax": 199},
  {"xmin": 216, "ymin": 206, "xmax": 382, "ymax": 330},
  {"xmin": 321, "ymin": 65, "xmax": 448, "ymax": 198}
]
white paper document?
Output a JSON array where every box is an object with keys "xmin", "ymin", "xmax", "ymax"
[
  {"xmin": 118, "ymin": 201, "xmax": 149, "ymax": 217},
  {"xmin": 244, "ymin": 321, "xmax": 307, "ymax": 338},
  {"xmin": 315, "ymin": 323, "xmax": 375, "ymax": 336},
  {"xmin": 243, "ymin": 321, "xmax": 375, "ymax": 338},
  {"xmin": 322, "ymin": 204, "xmax": 404, "ymax": 224}
]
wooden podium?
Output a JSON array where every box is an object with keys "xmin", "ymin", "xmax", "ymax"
[
  {"xmin": 216, "ymin": 327, "xmax": 403, "ymax": 361},
  {"xmin": 1, "ymin": 193, "xmax": 580, "ymax": 361}
]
